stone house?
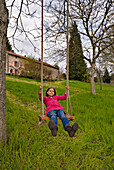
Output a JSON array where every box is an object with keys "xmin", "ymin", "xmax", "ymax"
[{"xmin": 6, "ymin": 51, "xmax": 59, "ymax": 80}]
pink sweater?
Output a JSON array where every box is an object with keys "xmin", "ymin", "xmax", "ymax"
[{"xmin": 38, "ymin": 92, "xmax": 67, "ymax": 115}]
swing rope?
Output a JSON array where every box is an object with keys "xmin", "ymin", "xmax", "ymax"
[
  {"xmin": 41, "ymin": 0, "xmax": 44, "ymax": 116},
  {"xmin": 66, "ymin": 0, "xmax": 72, "ymax": 116},
  {"xmin": 40, "ymin": 0, "xmax": 73, "ymax": 117}
]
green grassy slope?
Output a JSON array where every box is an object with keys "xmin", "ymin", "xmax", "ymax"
[{"xmin": 0, "ymin": 76, "xmax": 114, "ymax": 169}]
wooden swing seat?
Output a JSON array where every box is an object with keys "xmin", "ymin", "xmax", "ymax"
[{"xmin": 38, "ymin": 114, "xmax": 75, "ymax": 121}]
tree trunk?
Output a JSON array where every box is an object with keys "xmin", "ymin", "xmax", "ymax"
[
  {"xmin": 0, "ymin": 0, "xmax": 8, "ymax": 142},
  {"xmin": 99, "ymin": 76, "xmax": 102, "ymax": 90},
  {"xmin": 90, "ymin": 63, "xmax": 96, "ymax": 95}
]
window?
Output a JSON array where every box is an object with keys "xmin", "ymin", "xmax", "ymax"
[{"xmin": 14, "ymin": 61, "xmax": 19, "ymax": 67}]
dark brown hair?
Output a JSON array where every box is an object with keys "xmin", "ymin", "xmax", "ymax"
[{"xmin": 46, "ymin": 87, "xmax": 56, "ymax": 97}]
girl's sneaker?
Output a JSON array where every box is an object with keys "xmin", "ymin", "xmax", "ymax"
[
  {"xmin": 65, "ymin": 122, "xmax": 78, "ymax": 137},
  {"xmin": 71, "ymin": 122, "xmax": 78, "ymax": 136},
  {"xmin": 48, "ymin": 120, "xmax": 58, "ymax": 137}
]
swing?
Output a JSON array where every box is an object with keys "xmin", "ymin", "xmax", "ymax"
[
  {"xmin": 38, "ymin": 0, "xmax": 75, "ymax": 121},
  {"xmin": 38, "ymin": 114, "xmax": 75, "ymax": 121}
]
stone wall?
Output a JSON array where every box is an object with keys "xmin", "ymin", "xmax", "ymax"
[{"xmin": 6, "ymin": 53, "xmax": 24, "ymax": 75}]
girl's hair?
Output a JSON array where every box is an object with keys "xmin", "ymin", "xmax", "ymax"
[{"xmin": 46, "ymin": 87, "xmax": 56, "ymax": 97}]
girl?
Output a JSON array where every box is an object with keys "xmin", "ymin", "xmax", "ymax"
[{"xmin": 38, "ymin": 85, "xmax": 78, "ymax": 137}]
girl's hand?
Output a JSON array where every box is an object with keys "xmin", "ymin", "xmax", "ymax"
[
  {"xmin": 40, "ymin": 85, "xmax": 43, "ymax": 89},
  {"xmin": 66, "ymin": 86, "xmax": 69, "ymax": 90}
]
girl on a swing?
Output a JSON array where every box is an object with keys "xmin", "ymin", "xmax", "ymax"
[{"xmin": 38, "ymin": 85, "xmax": 78, "ymax": 137}]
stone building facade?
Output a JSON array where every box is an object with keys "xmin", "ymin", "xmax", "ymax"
[{"xmin": 6, "ymin": 51, "xmax": 59, "ymax": 80}]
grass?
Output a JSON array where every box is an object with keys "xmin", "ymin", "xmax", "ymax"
[{"xmin": 0, "ymin": 75, "xmax": 114, "ymax": 169}]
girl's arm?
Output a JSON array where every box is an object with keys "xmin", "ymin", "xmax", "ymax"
[
  {"xmin": 57, "ymin": 93, "xmax": 67, "ymax": 100},
  {"xmin": 38, "ymin": 85, "xmax": 46, "ymax": 102},
  {"xmin": 57, "ymin": 86, "xmax": 69, "ymax": 100},
  {"xmin": 39, "ymin": 85, "xmax": 43, "ymax": 93}
]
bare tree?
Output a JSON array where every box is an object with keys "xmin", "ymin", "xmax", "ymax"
[
  {"xmin": 0, "ymin": 0, "xmax": 8, "ymax": 142},
  {"xmin": 71, "ymin": 0, "xmax": 113, "ymax": 94},
  {"xmin": 95, "ymin": 24, "xmax": 114, "ymax": 89},
  {"xmin": 6, "ymin": 0, "xmax": 41, "ymax": 54},
  {"xmin": 45, "ymin": 0, "xmax": 114, "ymax": 94}
]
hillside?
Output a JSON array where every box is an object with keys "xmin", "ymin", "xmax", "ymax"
[{"xmin": 0, "ymin": 75, "xmax": 114, "ymax": 169}]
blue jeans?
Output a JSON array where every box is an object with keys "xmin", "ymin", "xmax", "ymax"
[{"xmin": 47, "ymin": 109, "xmax": 70, "ymax": 129}]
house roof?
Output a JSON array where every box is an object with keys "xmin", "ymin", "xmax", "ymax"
[{"xmin": 6, "ymin": 51, "xmax": 58, "ymax": 70}]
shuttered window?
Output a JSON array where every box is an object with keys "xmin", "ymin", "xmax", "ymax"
[{"xmin": 14, "ymin": 61, "xmax": 19, "ymax": 67}]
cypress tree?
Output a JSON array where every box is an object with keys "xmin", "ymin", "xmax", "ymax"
[{"xmin": 69, "ymin": 21, "xmax": 87, "ymax": 81}]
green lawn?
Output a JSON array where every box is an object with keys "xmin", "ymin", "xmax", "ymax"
[{"xmin": 0, "ymin": 75, "xmax": 114, "ymax": 169}]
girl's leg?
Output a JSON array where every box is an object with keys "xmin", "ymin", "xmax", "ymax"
[
  {"xmin": 47, "ymin": 110, "xmax": 58, "ymax": 127},
  {"xmin": 57, "ymin": 109, "xmax": 70, "ymax": 129},
  {"xmin": 57, "ymin": 109, "xmax": 78, "ymax": 137},
  {"xmin": 47, "ymin": 110, "xmax": 58, "ymax": 137}
]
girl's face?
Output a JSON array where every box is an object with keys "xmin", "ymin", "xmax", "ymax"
[{"xmin": 47, "ymin": 88, "xmax": 55, "ymax": 97}]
